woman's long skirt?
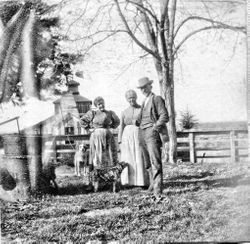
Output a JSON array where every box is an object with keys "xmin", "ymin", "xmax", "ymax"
[
  {"xmin": 120, "ymin": 125, "xmax": 148, "ymax": 186},
  {"xmin": 89, "ymin": 128, "xmax": 118, "ymax": 168}
]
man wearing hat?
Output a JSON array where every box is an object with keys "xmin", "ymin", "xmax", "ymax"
[{"xmin": 136, "ymin": 77, "xmax": 169, "ymax": 199}]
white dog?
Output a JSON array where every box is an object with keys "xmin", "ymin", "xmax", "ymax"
[{"xmin": 74, "ymin": 143, "xmax": 89, "ymax": 177}]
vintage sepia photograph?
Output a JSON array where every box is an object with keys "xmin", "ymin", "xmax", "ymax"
[{"xmin": 0, "ymin": 0, "xmax": 249, "ymax": 242}]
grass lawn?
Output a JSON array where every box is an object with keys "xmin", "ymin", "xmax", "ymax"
[{"xmin": 1, "ymin": 162, "xmax": 250, "ymax": 243}]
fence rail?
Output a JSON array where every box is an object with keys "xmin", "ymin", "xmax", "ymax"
[
  {"xmin": 45, "ymin": 124, "xmax": 248, "ymax": 163},
  {"xmin": 176, "ymin": 127, "xmax": 248, "ymax": 163}
]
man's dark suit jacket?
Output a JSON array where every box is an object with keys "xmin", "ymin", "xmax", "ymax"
[{"xmin": 137, "ymin": 93, "xmax": 169, "ymax": 140}]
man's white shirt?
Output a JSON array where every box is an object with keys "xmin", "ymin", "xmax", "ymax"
[{"xmin": 144, "ymin": 93, "xmax": 153, "ymax": 107}]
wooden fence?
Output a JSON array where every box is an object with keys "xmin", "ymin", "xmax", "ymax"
[
  {"xmin": 42, "ymin": 122, "xmax": 248, "ymax": 164},
  {"xmin": 176, "ymin": 129, "xmax": 248, "ymax": 163}
]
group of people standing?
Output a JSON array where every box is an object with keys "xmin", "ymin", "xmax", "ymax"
[{"xmin": 80, "ymin": 77, "xmax": 169, "ymax": 198}]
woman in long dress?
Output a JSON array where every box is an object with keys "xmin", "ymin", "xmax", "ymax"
[
  {"xmin": 118, "ymin": 90, "xmax": 148, "ymax": 187},
  {"xmin": 80, "ymin": 96, "xmax": 120, "ymax": 169}
]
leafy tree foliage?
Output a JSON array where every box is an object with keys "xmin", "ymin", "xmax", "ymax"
[{"xmin": 0, "ymin": 0, "xmax": 81, "ymax": 103}]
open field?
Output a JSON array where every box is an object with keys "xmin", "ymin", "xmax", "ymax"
[{"xmin": 1, "ymin": 162, "xmax": 250, "ymax": 243}]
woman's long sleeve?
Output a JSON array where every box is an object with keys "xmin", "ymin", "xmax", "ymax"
[
  {"xmin": 110, "ymin": 110, "xmax": 120, "ymax": 129},
  {"xmin": 80, "ymin": 110, "xmax": 94, "ymax": 128}
]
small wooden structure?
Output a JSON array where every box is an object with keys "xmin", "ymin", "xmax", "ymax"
[
  {"xmin": 54, "ymin": 79, "xmax": 92, "ymax": 117},
  {"xmin": 23, "ymin": 79, "xmax": 92, "ymax": 137}
]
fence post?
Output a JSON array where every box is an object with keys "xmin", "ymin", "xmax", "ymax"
[
  {"xmin": 230, "ymin": 130, "xmax": 236, "ymax": 163},
  {"xmin": 189, "ymin": 132, "xmax": 195, "ymax": 163},
  {"xmin": 16, "ymin": 117, "xmax": 20, "ymax": 133},
  {"xmin": 52, "ymin": 138, "xmax": 57, "ymax": 163}
]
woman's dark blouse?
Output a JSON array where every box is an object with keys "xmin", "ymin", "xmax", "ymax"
[{"xmin": 80, "ymin": 110, "xmax": 120, "ymax": 129}]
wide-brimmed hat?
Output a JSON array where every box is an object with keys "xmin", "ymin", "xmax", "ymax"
[{"xmin": 137, "ymin": 77, "xmax": 153, "ymax": 88}]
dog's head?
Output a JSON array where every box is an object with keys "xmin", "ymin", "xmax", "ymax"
[
  {"xmin": 77, "ymin": 143, "xmax": 89, "ymax": 152},
  {"xmin": 116, "ymin": 161, "xmax": 128, "ymax": 173},
  {"xmin": 82, "ymin": 144, "xmax": 89, "ymax": 152}
]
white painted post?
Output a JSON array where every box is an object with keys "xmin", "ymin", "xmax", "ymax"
[
  {"xmin": 189, "ymin": 132, "xmax": 195, "ymax": 163},
  {"xmin": 230, "ymin": 130, "xmax": 236, "ymax": 163}
]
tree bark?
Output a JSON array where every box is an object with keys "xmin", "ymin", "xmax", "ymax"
[
  {"xmin": 0, "ymin": 3, "xmax": 43, "ymax": 193},
  {"xmin": 20, "ymin": 9, "xmax": 43, "ymax": 192},
  {"xmin": 153, "ymin": 55, "xmax": 177, "ymax": 164},
  {"xmin": 0, "ymin": 4, "xmax": 31, "ymax": 102},
  {"xmin": 153, "ymin": 58, "xmax": 177, "ymax": 163},
  {"xmin": 163, "ymin": 62, "xmax": 177, "ymax": 163},
  {"xmin": 21, "ymin": 9, "xmax": 38, "ymax": 98}
]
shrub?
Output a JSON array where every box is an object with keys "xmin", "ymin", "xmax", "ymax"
[
  {"xmin": 179, "ymin": 108, "xmax": 198, "ymax": 130},
  {"xmin": 57, "ymin": 153, "xmax": 74, "ymax": 166}
]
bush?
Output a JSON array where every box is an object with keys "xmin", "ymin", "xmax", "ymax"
[
  {"xmin": 179, "ymin": 108, "xmax": 198, "ymax": 130},
  {"xmin": 57, "ymin": 153, "xmax": 74, "ymax": 166}
]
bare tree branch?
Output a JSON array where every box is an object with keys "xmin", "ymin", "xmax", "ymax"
[
  {"xmin": 138, "ymin": 1, "xmax": 158, "ymax": 51},
  {"xmin": 174, "ymin": 15, "xmax": 246, "ymax": 39},
  {"xmin": 128, "ymin": 0, "xmax": 159, "ymax": 39},
  {"xmin": 64, "ymin": 0, "xmax": 90, "ymax": 36},
  {"xmin": 81, "ymin": 30, "xmax": 127, "ymax": 57},
  {"xmin": 173, "ymin": 24, "xmax": 244, "ymax": 57},
  {"xmin": 160, "ymin": 0, "xmax": 169, "ymax": 25},
  {"xmin": 75, "ymin": 2, "xmax": 116, "ymax": 52},
  {"xmin": 159, "ymin": 0, "xmax": 169, "ymax": 62},
  {"xmin": 181, "ymin": 0, "xmax": 245, "ymax": 4},
  {"xmin": 113, "ymin": 0, "xmax": 160, "ymax": 60},
  {"xmin": 114, "ymin": 53, "xmax": 150, "ymax": 81},
  {"xmin": 144, "ymin": 0, "xmax": 158, "ymax": 17},
  {"xmin": 169, "ymin": 0, "xmax": 177, "ymax": 53},
  {"xmin": 221, "ymin": 32, "xmax": 240, "ymax": 71},
  {"xmin": 201, "ymin": 0, "xmax": 214, "ymax": 20},
  {"xmin": 127, "ymin": 0, "xmax": 159, "ymax": 24},
  {"xmin": 125, "ymin": 5, "xmax": 144, "ymax": 34},
  {"xmin": 65, "ymin": 29, "xmax": 127, "ymax": 42}
]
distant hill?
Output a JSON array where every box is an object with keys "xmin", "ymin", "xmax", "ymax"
[{"xmin": 185, "ymin": 121, "xmax": 247, "ymax": 132}]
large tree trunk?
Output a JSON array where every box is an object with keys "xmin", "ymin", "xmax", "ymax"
[
  {"xmin": 21, "ymin": 9, "xmax": 43, "ymax": 192},
  {"xmin": 0, "ymin": 4, "xmax": 31, "ymax": 102},
  {"xmin": 162, "ymin": 64, "xmax": 177, "ymax": 164},
  {"xmin": 154, "ymin": 59, "xmax": 177, "ymax": 164},
  {"xmin": 0, "ymin": 3, "xmax": 43, "ymax": 194},
  {"xmin": 21, "ymin": 9, "xmax": 38, "ymax": 99}
]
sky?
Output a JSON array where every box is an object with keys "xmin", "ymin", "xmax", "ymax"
[{"xmin": 0, "ymin": 0, "xmax": 247, "ymax": 134}]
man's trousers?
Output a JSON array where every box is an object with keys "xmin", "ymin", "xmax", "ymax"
[{"xmin": 139, "ymin": 127, "xmax": 163, "ymax": 196}]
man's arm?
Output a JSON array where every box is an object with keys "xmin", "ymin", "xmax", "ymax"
[{"xmin": 153, "ymin": 96, "xmax": 169, "ymax": 131}]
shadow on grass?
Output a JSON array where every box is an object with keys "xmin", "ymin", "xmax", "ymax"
[
  {"xmin": 163, "ymin": 175, "xmax": 250, "ymax": 195},
  {"xmin": 168, "ymin": 171, "xmax": 215, "ymax": 181},
  {"xmin": 55, "ymin": 173, "xmax": 250, "ymax": 196},
  {"xmin": 57, "ymin": 182, "xmax": 90, "ymax": 195},
  {"xmin": 55, "ymin": 175, "xmax": 91, "ymax": 195},
  {"xmin": 57, "ymin": 178, "xmax": 116, "ymax": 196}
]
